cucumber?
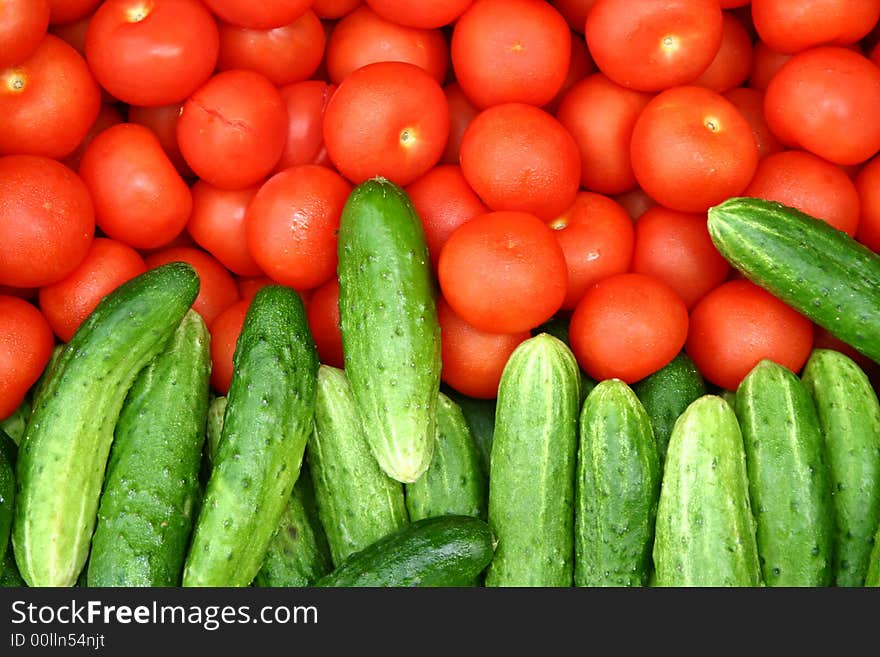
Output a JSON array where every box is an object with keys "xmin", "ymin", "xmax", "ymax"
[
  {"xmin": 205, "ymin": 394, "xmax": 227, "ymax": 464},
  {"xmin": 87, "ymin": 309, "xmax": 212, "ymax": 587},
  {"xmin": 182, "ymin": 285, "xmax": 319, "ymax": 587},
  {"xmin": 0, "ymin": 547, "xmax": 24, "ymax": 587},
  {"xmin": 801, "ymin": 348, "xmax": 880, "ymax": 587},
  {"xmin": 632, "ymin": 352, "xmax": 707, "ymax": 467},
  {"xmin": 29, "ymin": 344, "xmax": 64, "ymax": 409},
  {"xmin": 0, "ymin": 429, "xmax": 15, "ymax": 565},
  {"xmin": 653, "ymin": 395, "xmax": 763, "ymax": 587},
  {"xmin": 575, "ymin": 379, "xmax": 660, "ymax": 587},
  {"xmin": 735, "ymin": 359, "xmax": 835, "ymax": 586},
  {"xmin": 0, "ymin": 399, "xmax": 30, "ymax": 446},
  {"xmin": 442, "ymin": 386, "xmax": 495, "ymax": 477},
  {"xmin": 533, "ymin": 315, "xmax": 597, "ymax": 401},
  {"xmin": 406, "ymin": 391, "xmax": 487, "ymax": 522},
  {"xmin": 315, "ymin": 515, "xmax": 495, "ymax": 587},
  {"xmin": 307, "ymin": 365, "xmax": 409, "ymax": 566},
  {"xmin": 707, "ymin": 196, "xmax": 880, "ymax": 364},
  {"xmin": 337, "ymin": 177, "xmax": 442, "ymax": 483},
  {"xmin": 12, "ymin": 262, "xmax": 199, "ymax": 587},
  {"xmin": 484, "ymin": 333, "xmax": 581, "ymax": 587},
  {"xmin": 867, "ymin": 526, "xmax": 880, "ymax": 587}
]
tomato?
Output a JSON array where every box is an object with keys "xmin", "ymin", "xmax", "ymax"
[
  {"xmin": 323, "ymin": 61, "xmax": 449, "ymax": 186},
  {"xmin": 855, "ymin": 155, "xmax": 880, "ymax": 253},
  {"xmin": 743, "ymin": 149, "xmax": 861, "ymax": 236},
  {"xmin": 0, "ymin": 0, "xmax": 50, "ymax": 68},
  {"xmin": 751, "ymin": 0, "xmax": 880, "ymax": 54},
  {"xmin": 722, "ymin": 87, "xmax": 783, "ymax": 160},
  {"xmin": 440, "ymin": 82, "xmax": 480, "ymax": 166},
  {"xmin": 177, "ymin": 70, "xmax": 288, "ymax": 190},
  {"xmin": 365, "ymin": 0, "xmax": 473, "ymax": 29},
  {"xmin": 459, "ymin": 102, "xmax": 580, "ymax": 222},
  {"xmin": 630, "ymin": 85, "xmax": 758, "ymax": 213},
  {"xmin": 0, "ymin": 155, "xmax": 94, "ymax": 289},
  {"xmin": 208, "ymin": 297, "xmax": 249, "ymax": 395},
  {"xmin": 549, "ymin": 191, "xmax": 634, "ymax": 310},
  {"xmin": 85, "ymin": 0, "xmax": 219, "ymax": 107},
  {"xmin": 78, "ymin": 123, "xmax": 192, "ymax": 250},
  {"xmin": 306, "ymin": 277, "xmax": 344, "ymax": 369},
  {"xmin": 542, "ymin": 30, "xmax": 596, "ymax": 115},
  {"xmin": 126, "ymin": 102, "xmax": 192, "ymax": 177},
  {"xmin": 236, "ymin": 275, "xmax": 276, "ymax": 302},
  {"xmin": 585, "ymin": 0, "xmax": 723, "ymax": 92},
  {"xmin": 437, "ymin": 210, "xmax": 568, "ymax": 334},
  {"xmin": 614, "ymin": 187, "xmax": 654, "ymax": 220},
  {"xmin": 568, "ymin": 272, "xmax": 689, "ymax": 384},
  {"xmin": 311, "ymin": 0, "xmax": 361, "ymax": 20},
  {"xmin": 200, "ymin": 0, "xmax": 313, "ymax": 29},
  {"xmin": 48, "ymin": 0, "xmax": 101, "ymax": 25},
  {"xmin": 629, "ymin": 205, "xmax": 730, "ymax": 310},
  {"xmin": 38, "ymin": 237, "xmax": 146, "ymax": 342},
  {"xmin": 275, "ymin": 80, "xmax": 336, "ymax": 172},
  {"xmin": 0, "ymin": 295, "xmax": 55, "ymax": 420},
  {"xmin": 451, "ymin": 0, "xmax": 571, "ymax": 108},
  {"xmin": 0, "ymin": 34, "xmax": 100, "ymax": 159},
  {"xmin": 748, "ymin": 39, "xmax": 792, "ymax": 92},
  {"xmin": 763, "ymin": 46, "xmax": 880, "ymax": 166},
  {"xmin": 245, "ymin": 164, "xmax": 352, "ymax": 291},
  {"xmin": 551, "ymin": 0, "xmax": 595, "ymax": 33},
  {"xmin": 437, "ymin": 295, "xmax": 529, "ymax": 400},
  {"xmin": 62, "ymin": 103, "xmax": 125, "ymax": 172},
  {"xmin": 693, "ymin": 11, "xmax": 753, "ymax": 93}
]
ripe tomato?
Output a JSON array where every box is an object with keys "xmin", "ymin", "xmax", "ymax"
[
  {"xmin": 208, "ymin": 297, "xmax": 250, "ymax": 395},
  {"xmin": 551, "ymin": 0, "xmax": 595, "ymax": 33},
  {"xmin": 366, "ymin": 0, "xmax": 473, "ymax": 29},
  {"xmin": 722, "ymin": 87, "xmax": 783, "ymax": 160},
  {"xmin": 0, "ymin": 0, "xmax": 50, "ymax": 68},
  {"xmin": 440, "ymin": 82, "xmax": 480, "ymax": 166},
  {"xmin": 748, "ymin": 39, "xmax": 792, "ymax": 92},
  {"xmin": 542, "ymin": 30, "xmax": 596, "ymax": 115},
  {"xmin": 201, "ymin": 0, "xmax": 313, "ymax": 29},
  {"xmin": 437, "ymin": 210, "xmax": 568, "ymax": 334},
  {"xmin": 0, "ymin": 295, "xmax": 55, "ymax": 420},
  {"xmin": 48, "ymin": 0, "xmax": 101, "ymax": 25},
  {"xmin": 0, "ymin": 155, "xmax": 94, "ymax": 288},
  {"xmin": 568, "ymin": 272, "xmax": 689, "ymax": 383},
  {"xmin": 311, "ymin": 0, "xmax": 361, "ymax": 20},
  {"xmin": 451, "ymin": 0, "xmax": 571, "ymax": 108},
  {"xmin": 62, "ymin": 103, "xmax": 125, "ymax": 172},
  {"xmin": 306, "ymin": 277, "xmax": 344, "ymax": 369},
  {"xmin": 693, "ymin": 11, "xmax": 753, "ymax": 93},
  {"xmin": 751, "ymin": 0, "xmax": 880, "ymax": 54},
  {"xmin": 78, "ymin": 123, "xmax": 192, "ymax": 250},
  {"xmin": 855, "ymin": 155, "xmax": 880, "ymax": 253},
  {"xmin": 38, "ymin": 237, "xmax": 146, "ymax": 342},
  {"xmin": 686, "ymin": 279, "xmax": 814, "ymax": 391},
  {"xmin": 236, "ymin": 275, "xmax": 276, "ymax": 302},
  {"xmin": 126, "ymin": 102, "xmax": 192, "ymax": 177},
  {"xmin": 275, "ymin": 80, "xmax": 336, "ymax": 171},
  {"xmin": 614, "ymin": 187, "xmax": 654, "ymax": 220}
]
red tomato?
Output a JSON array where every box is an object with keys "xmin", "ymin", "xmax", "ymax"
[
  {"xmin": 0, "ymin": 295, "xmax": 55, "ymax": 420},
  {"xmin": 366, "ymin": 0, "xmax": 473, "ymax": 29},
  {"xmin": 459, "ymin": 102, "xmax": 580, "ymax": 222},
  {"xmin": 630, "ymin": 85, "xmax": 758, "ymax": 213},
  {"xmin": 245, "ymin": 165, "xmax": 352, "ymax": 291},
  {"xmin": 0, "ymin": 0, "xmax": 50, "ymax": 68},
  {"xmin": 126, "ymin": 102, "xmax": 192, "ymax": 177},
  {"xmin": 0, "ymin": 34, "xmax": 101, "ymax": 159},
  {"xmin": 311, "ymin": 0, "xmax": 361, "ymax": 20},
  {"xmin": 686, "ymin": 279, "xmax": 814, "ymax": 390},
  {"xmin": 306, "ymin": 277, "xmax": 344, "ymax": 369},
  {"xmin": 38, "ymin": 237, "xmax": 146, "ymax": 342},
  {"xmin": 48, "ymin": 13, "xmax": 91, "ymax": 56},
  {"xmin": 568, "ymin": 272, "xmax": 689, "ymax": 383},
  {"xmin": 440, "ymin": 82, "xmax": 480, "ymax": 166},
  {"xmin": 201, "ymin": 0, "xmax": 313, "ymax": 29},
  {"xmin": 177, "ymin": 70, "xmax": 288, "ymax": 190},
  {"xmin": 208, "ymin": 297, "xmax": 249, "ymax": 395},
  {"xmin": 614, "ymin": 187, "xmax": 654, "ymax": 220},
  {"xmin": 855, "ymin": 155, "xmax": 880, "ymax": 252},
  {"xmin": 78, "ymin": 123, "xmax": 192, "ymax": 250},
  {"xmin": 542, "ymin": 30, "xmax": 596, "ymax": 115},
  {"xmin": 437, "ymin": 295, "xmax": 530, "ymax": 399},
  {"xmin": 748, "ymin": 39, "xmax": 792, "ymax": 92},
  {"xmin": 323, "ymin": 61, "xmax": 449, "ymax": 186},
  {"xmin": 437, "ymin": 210, "xmax": 568, "ymax": 334},
  {"xmin": 551, "ymin": 0, "xmax": 595, "ymax": 33},
  {"xmin": 451, "ymin": 0, "xmax": 571, "ymax": 108},
  {"xmin": 693, "ymin": 11, "xmax": 753, "ymax": 93},
  {"xmin": 62, "ymin": 103, "xmax": 125, "ymax": 172},
  {"xmin": 0, "ymin": 155, "xmax": 94, "ymax": 288},
  {"xmin": 275, "ymin": 80, "xmax": 336, "ymax": 171},
  {"xmin": 48, "ymin": 0, "xmax": 101, "ymax": 25},
  {"xmin": 549, "ymin": 191, "xmax": 634, "ymax": 310},
  {"xmin": 237, "ymin": 275, "xmax": 276, "ymax": 302},
  {"xmin": 751, "ymin": 0, "xmax": 880, "ymax": 54},
  {"xmin": 722, "ymin": 87, "xmax": 783, "ymax": 160}
]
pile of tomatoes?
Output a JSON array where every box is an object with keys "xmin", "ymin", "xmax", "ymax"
[{"xmin": 2, "ymin": 0, "xmax": 880, "ymax": 421}]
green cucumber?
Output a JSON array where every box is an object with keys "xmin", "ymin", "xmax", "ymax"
[
  {"xmin": 12, "ymin": 262, "xmax": 199, "ymax": 587},
  {"xmin": 801, "ymin": 349, "xmax": 880, "ymax": 587},
  {"xmin": 484, "ymin": 333, "xmax": 581, "ymax": 587},
  {"xmin": 182, "ymin": 285, "xmax": 319, "ymax": 587},
  {"xmin": 0, "ymin": 399, "xmax": 30, "ymax": 447},
  {"xmin": 653, "ymin": 395, "xmax": 763, "ymax": 587},
  {"xmin": 707, "ymin": 196, "xmax": 880, "ymax": 364},
  {"xmin": 867, "ymin": 526, "xmax": 880, "ymax": 587},
  {"xmin": 0, "ymin": 546, "xmax": 24, "ymax": 587},
  {"xmin": 575, "ymin": 379, "xmax": 660, "ymax": 587},
  {"xmin": 87, "ymin": 309, "xmax": 211, "ymax": 587},
  {"xmin": 533, "ymin": 315, "xmax": 597, "ymax": 401},
  {"xmin": 0, "ymin": 428, "xmax": 15, "ymax": 565},
  {"xmin": 307, "ymin": 365, "xmax": 409, "ymax": 566},
  {"xmin": 337, "ymin": 177, "xmax": 441, "ymax": 483},
  {"xmin": 442, "ymin": 387, "xmax": 495, "ymax": 477},
  {"xmin": 205, "ymin": 394, "xmax": 227, "ymax": 464},
  {"xmin": 735, "ymin": 359, "xmax": 835, "ymax": 586},
  {"xmin": 405, "ymin": 391, "xmax": 487, "ymax": 522},
  {"xmin": 315, "ymin": 515, "xmax": 495, "ymax": 587}
]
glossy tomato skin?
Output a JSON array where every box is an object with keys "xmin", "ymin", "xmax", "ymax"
[
  {"xmin": 440, "ymin": 82, "xmax": 480, "ymax": 166},
  {"xmin": 365, "ymin": 0, "xmax": 473, "ymax": 29},
  {"xmin": 275, "ymin": 80, "xmax": 336, "ymax": 171},
  {"xmin": 0, "ymin": 295, "xmax": 55, "ymax": 420},
  {"xmin": 201, "ymin": 0, "xmax": 313, "ymax": 29},
  {"xmin": 306, "ymin": 277, "xmax": 344, "ymax": 369},
  {"xmin": 62, "ymin": 103, "xmax": 125, "ymax": 172},
  {"xmin": 0, "ymin": 0, "xmax": 50, "ymax": 69},
  {"xmin": 855, "ymin": 154, "xmax": 880, "ymax": 253},
  {"xmin": 208, "ymin": 297, "xmax": 250, "ymax": 395},
  {"xmin": 722, "ymin": 86, "xmax": 784, "ymax": 160},
  {"xmin": 48, "ymin": 0, "xmax": 102, "ymax": 25},
  {"xmin": 126, "ymin": 102, "xmax": 192, "ymax": 177},
  {"xmin": 693, "ymin": 11, "xmax": 753, "ymax": 93}
]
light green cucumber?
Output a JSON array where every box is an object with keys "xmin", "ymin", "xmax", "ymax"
[{"xmin": 205, "ymin": 394, "xmax": 227, "ymax": 464}]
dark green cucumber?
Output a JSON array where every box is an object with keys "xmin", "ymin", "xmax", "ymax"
[
  {"xmin": 485, "ymin": 333, "xmax": 580, "ymax": 587},
  {"xmin": 337, "ymin": 177, "xmax": 441, "ymax": 483},
  {"xmin": 707, "ymin": 196, "xmax": 880, "ymax": 364},
  {"xmin": 442, "ymin": 386, "xmax": 495, "ymax": 477},
  {"xmin": 575, "ymin": 379, "xmax": 660, "ymax": 587},
  {"xmin": 307, "ymin": 365, "xmax": 408, "ymax": 566},
  {"xmin": 735, "ymin": 359, "xmax": 835, "ymax": 587},
  {"xmin": 406, "ymin": 392, "xmax": 487, "ymax": 522},
  {"xmin": 87, "ymin": 309, "xmax": 211, "ymax": 587},
  {"xmin": 182, "ymin": 285, "xmax": 319, "ymax": 587},
  {"xmin": 0, "ymin": 399, "xmax": 30, "ymax": 446},
  {"xmin": 12, "ymin": 262, "xmax": 199, "ymax": 587},
  {"xmin": 802, "ymin": 349, "xmax": 880, "ymax": 587},
  {"xmin": 653, "ymin": 395, "xmax": 763, "ymax": 587},
  {"xmin": 0, "ymin": 546, "xmax": 24, "ymax": 587},
  {"xmin": 867, "ymin": 527, "xmax": 880, "ymax": 587},
  {"xmin": 632, "ymin": 352, "xmax": 707, "ymax": 467},
  {"xmin": 0, "ymin": 429, "xmax": 15, "ymax": 565},
  {"xmin": 315, "ymin": 515, "xmax": 495, "ymax": 587}
]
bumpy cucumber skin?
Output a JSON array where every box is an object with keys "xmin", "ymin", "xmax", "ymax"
[
  {"xmin": 316, "ymin": 515, "xmax": 495, "ymax": 587},
  {"xmin": 183, "ymin": 285, "xmax": 319, "ymax": 587},
  {"xmin": 337, "ymin": 177, "xmax": 441, "ymax": 484},
  {"xmin": 406, "ymin": 392, "xmax": 487, "ymax": 522},
  {"xmin": 307, "ymin": 365, "xmax": 409, "ymax": 566},
  {"xmin": 632, "ymin": 352, "xmax": 707, "ymax": 468},
  {"xmin": 205, "ymin": 395, "xmax": 227, "ymax": 464},
  {"xmin": 12, "ymin": 262, "xmax": 199, "ymax": 588},
  {"xmin": 736, "ymin": 359, "xmax": 835, "ymax": 587},
  {"xmin": 0, "ymin": 429, "xmax": 15, "ymax": 565},
  {"xmin": 442, "ymin": 387, "xmax": 495, "ymax": 477},
  {"xmin": 802, "ymin": 349, "xmax": 880, "ymax": 587},
  {"xmin": 485, "ymin": 333, "xmax": 581, "ymax": 587},
  {"xmin": 87, "ymin": 310, "xmax": 211, "ymax": 587},
  {"xmin": 707, "ymin": 197, "xmax": 880, "ymax": 363},
  {"xmin": 653, "ymin": 395, "xmax": 763, "ymax": 587},
  {"xmin": 575, "ymin": 379, "xmax": 660, "ymax": 587}
]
